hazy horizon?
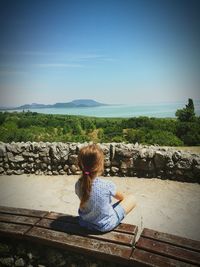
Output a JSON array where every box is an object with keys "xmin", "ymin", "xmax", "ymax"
[
  {"xmin": 1, "ymin": 98, "xmax": 200, "ymax": 110},
  {"xmin": 1, "ymin": 97, "xmax": 200, "ymax": 109},
  {"xmin": 0, "ymin": 0, "xmax": 200, "ymax": 107}
]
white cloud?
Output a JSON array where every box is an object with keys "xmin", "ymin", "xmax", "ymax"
[
  {"xmin": 71, "ymin": 53, "xmax": 104, "ymax": 60},
  {"xmin": 32, "ymin": 63, "xmax": 83, "ymax": 68},
  {"xmin": 0, "ymin": 50, "xmax": 114, "ymax": 63}
]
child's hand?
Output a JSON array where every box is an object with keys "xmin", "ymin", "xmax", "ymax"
[{"xmin": 114, "ymin": 191, "xmax": 125, "ymax": 201}]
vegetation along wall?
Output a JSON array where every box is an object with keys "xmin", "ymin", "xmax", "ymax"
[{"xmin": 0, "ymin": 142, "xmax": 199, "ymax": 183}]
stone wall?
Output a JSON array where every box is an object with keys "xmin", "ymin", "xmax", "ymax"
[
  {"xmin": 0, "ymin": 142, "xmax": 199, "ymax": 183},
  {"xmin": 0, "ymin": 236, "xmax": 120, "ymax": 267}
]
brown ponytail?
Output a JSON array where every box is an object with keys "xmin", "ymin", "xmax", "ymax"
[{"xmin": 78, "ymin": 144, "xmax": 104, "ymax": 208}]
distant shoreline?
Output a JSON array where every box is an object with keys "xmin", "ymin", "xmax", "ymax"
[{"xmin": 1, "ymin": 101, "xmax": 200, "ymax": 118}]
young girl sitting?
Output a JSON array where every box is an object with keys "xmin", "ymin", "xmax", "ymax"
[{"xmin": 75, "ymin": 144, "xmax": 136, "ymax": 232}]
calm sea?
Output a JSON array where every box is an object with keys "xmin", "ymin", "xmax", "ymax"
[{"xmin": 3, "ymin": 101, "xmax": 200, "ymax": 118}]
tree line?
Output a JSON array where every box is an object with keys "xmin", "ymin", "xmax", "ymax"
[{"xmin": 0, "ymin": 99, "xmax": 199, "ymax": 146}]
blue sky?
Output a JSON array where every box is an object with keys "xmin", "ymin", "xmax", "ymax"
[{"xmin": 0, "ymin": 0, "xmax": 199, "ymax": 106}]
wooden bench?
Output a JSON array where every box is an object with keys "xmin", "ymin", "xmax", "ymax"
[
  {"xmin": 0, "ymin": 206, "xmax": 200, "ymax": 266},
  {"xmin": 131, "ymin": 228, "xmax": 200, "ymax": 266},
  {"xmin": 0, "ymin": 205, "xmax": 138, "ymax": 266}
]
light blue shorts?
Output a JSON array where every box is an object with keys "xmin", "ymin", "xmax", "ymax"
[{"xmin": 113, "ymin": 201, "xmax": 126, "ymax": 226}]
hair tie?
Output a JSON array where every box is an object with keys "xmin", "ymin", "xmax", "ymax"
[{"xmin": 84, "ymin": 171, "xmax": 90, "ymax": 175}]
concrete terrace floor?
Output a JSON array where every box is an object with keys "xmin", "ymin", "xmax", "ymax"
[{"xmin": 0, "ymin": 174, "xmax": 200, "ymax": 242}]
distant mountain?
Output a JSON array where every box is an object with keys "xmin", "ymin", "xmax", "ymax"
[
  {"xmin": 18, "ymin": 103, "xmax": 52, "ymax": 109},
  {"xmin": 0, "ymin": 99, "xmax": 108, "ymax": 110},
  {"xmin": 71, "ymin": 99, "xmax": 106, "ymax": 107}
]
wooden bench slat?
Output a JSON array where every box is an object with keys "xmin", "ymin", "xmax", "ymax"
[
  {"xmin": 0, "ymin": 213, "xmax": 41, "ymax": 226},
  {"xmin": 0, "ymin": 206, "xmax": 48, "ymax": 218},
  {"xmin": 131, "ymin": 248, "xmax": 194, "ymax": 267},
  {"xmin": 45, "ymin": 211, "xmax": 138, "ymax": 235},
  {"xmin": 0, "ymin": 222, "xmax": 31, "ymax": 237},
  {"xmin": 141, "ymin": 228, "xmax": 200, "ymax": 253},
  {"xmin": 136, "ymin": 237, "xmax": 200, "ymax": 265},
  {"xmin": 25, "ymin": 226, "xmax": 133, "ymax": 265},
  {"xmin": 115, "ymin": 223, "xmax": 138, "ymax": 235},
  {"xmin": 36, "ymin": 218, "xmax": 135, "ymax": 246}
]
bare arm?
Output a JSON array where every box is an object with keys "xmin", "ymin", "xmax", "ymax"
[{"xmin": 114, "ymin": 191, "xmax": 125, "ymax": 201}]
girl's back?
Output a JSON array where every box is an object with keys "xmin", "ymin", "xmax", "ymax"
[{"xmin": 75, "ymin": 176, "xmax": 118, "ymax": 232}]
